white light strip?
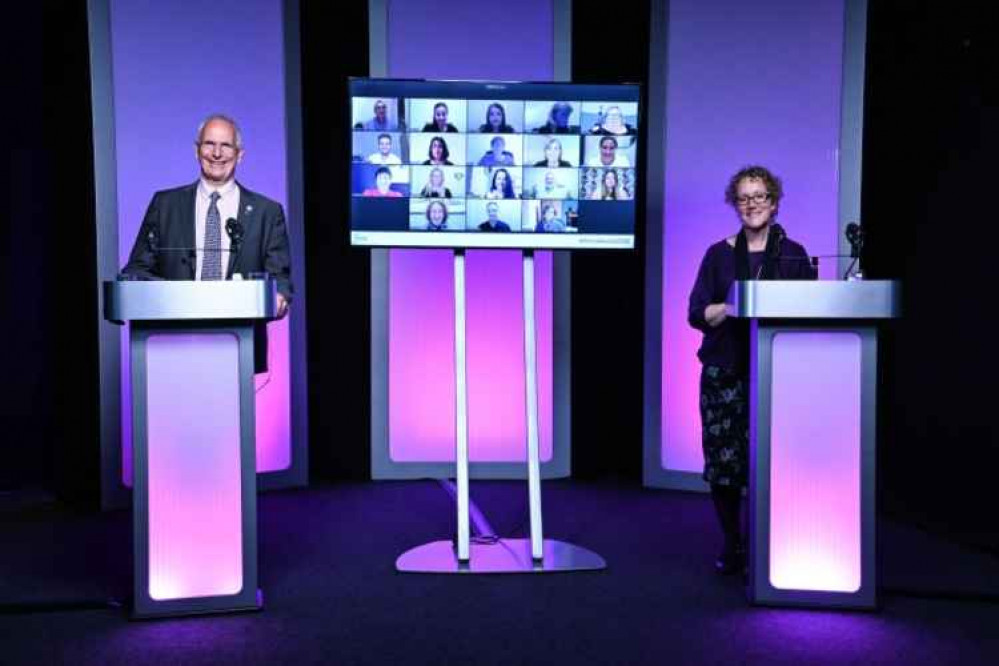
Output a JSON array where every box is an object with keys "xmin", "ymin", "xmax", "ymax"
[{"xmin": 352, "ymin": 231, "xmax": 633, "ymax": 250}]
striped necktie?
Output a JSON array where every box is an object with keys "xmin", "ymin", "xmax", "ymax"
[{"xmin": 201, "ymin": 191, "xmax": 223, "ymax": 280}]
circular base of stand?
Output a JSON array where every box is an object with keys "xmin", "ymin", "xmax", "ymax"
[{"xmin": 396, "ymin": 539, "xmax": 606, "ymax": 573}]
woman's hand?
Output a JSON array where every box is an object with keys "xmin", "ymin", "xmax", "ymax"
[{"xmin": 705, "ymin": 303, "xmax": 727, "ymax": 327}]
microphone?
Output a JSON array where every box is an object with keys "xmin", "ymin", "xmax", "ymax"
[
  {"xmin": 845, "ymin": 222, "xmax": 864, "ymax": 258},
  {"xmin": 225, "ymin": 218, "xmax": 244, "ymax": 252},
  {"xmin": 768, "ymin": 223, "xmax": 786, "ymax": 257}
]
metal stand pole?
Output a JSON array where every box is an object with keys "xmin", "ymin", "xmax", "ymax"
[
  {"xmin": 454, "ymin": 249, "xmax": 470, "ymax": 562},
  {"xmin": 523, "ymin": 250, "xmax": 544, "ymax": 560}
]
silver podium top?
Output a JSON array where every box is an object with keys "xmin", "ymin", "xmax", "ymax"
[
  {"xmin": 104, "ymin": 279, "xmax": 279, "ymax": 323},
  {"xmin": 726, "ymin": 280, "xmax": 901, "ymax": 319}
]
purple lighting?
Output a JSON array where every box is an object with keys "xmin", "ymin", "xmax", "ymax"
[
  {"xmin": 769, "ymin": 332, "xmax": 862, "ymax": 592},
  {"xmin": 659, "ymin": 0, "xmax": 847, "ymax": 476},
  {"xmin": 385, "ymin": 0, "xmax": 556, "ymax": 465},
  {"xmin": 146, "ymin": 334, "xmax": 244, "ymax": 600},
  {"xmin": 109, "ymin": 0, "xmax": 291, "ymax": 483}
]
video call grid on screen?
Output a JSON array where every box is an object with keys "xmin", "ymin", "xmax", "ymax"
[{"xmin": 349, "ymin": 78, "xmax": 641, "ymax": 250}]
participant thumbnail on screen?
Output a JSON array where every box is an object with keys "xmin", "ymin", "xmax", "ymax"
[
  {"xmin": 524, "ymin": 135, "xmax": 580, "ymax": 167},
  {"xmin": 580, "ymin": 102, "xmax": 639, "ymax": 135},
  {"xmin": 468, "ymin": 134, "xmax": 523, "ymax": 167},
  {"xmin": 409, "ymin": 99, "xmax": 468, "ymax": 133},
  {"xmin": 410, "ymin": 165, "xmax": 466, "ymax": 199},
  {"xmin": 353, "ymin": 131, "xmax": 407, "ymax": 166},
  {"xmin": 524, "ymin": 101, "xmax": 581, "ymax": 134},
  {"xmin": 352, "ymin": 97, "xmax": 404, "ymax": 131},
  {"xmin": 522, "ymin": 167, "xmax": 578, "ymax": 200},
  {"xmin": 523, "ymin": 199, "xmax": 579, "ymax": 233},
  {"xmin": 409, "ymin": 199, "xmax": 467, "ymax": 231},
  {"xmin": 467, "ymin": 199, "xmax": 522, "ymax": 232},
  {"xmin": 581, "ymin": 167, "xmax": 635, "ymax": 200},
  {"xmin": 467, "ymin": 100, "xmax": 526, "ymax": 133},
  {"xmin": 583, "ymin": 135, "xmax": 636, "ymax": 168},
  {"xmin": 353, "ymin": 164, "xmax": 410, "ymax": 197},
  {"xmin": 468, "ymin": 166, "xmax": 523, "ymax": 200},
  {"xmin": 410, "ymin": 133, "xmax": 467, "ymax": 166}
]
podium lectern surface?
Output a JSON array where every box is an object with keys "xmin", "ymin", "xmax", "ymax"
[
  {"xmin": 727, "ymin": 280, "xmax": 899, "ymax": 610},
  {"xmin": 105, "ymin": 279, "xmax": 277, "ymax": 618}
]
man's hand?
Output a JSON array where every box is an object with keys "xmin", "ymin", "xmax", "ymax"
[{"xmin": 276, "ymin": 293, "xmax": 289, "ymax": 319}]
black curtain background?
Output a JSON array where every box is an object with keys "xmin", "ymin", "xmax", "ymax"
[
  {"xmin": 3, "ymin": 1, "xmax": 99, "ymax": 504},
  {"xmin": 863, "ymin": 1, "xmax": 997, "ymax": 552},
  {"xmin": 6, "ymin": 1, "xmax": 995, "ymax": 554}
]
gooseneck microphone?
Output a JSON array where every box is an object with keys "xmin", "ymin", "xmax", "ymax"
[
  {"xmin": 843, "ymin": 222, "xmax": 865, "ymax": 279},
  {"xmin": 225, "ymin": 218, "xmax": 244, "ymax": 253}
]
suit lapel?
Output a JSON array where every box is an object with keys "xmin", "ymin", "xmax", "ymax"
[
  {"xmin": 227, "ymin": 184, "xmax": 255, "ymax": 278},
  {"xmin": 181, "ymin": 183, "xmax": 198, "ymax": 279}
]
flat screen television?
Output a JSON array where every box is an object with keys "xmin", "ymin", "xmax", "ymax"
[{"xmin": 348, "ymin": 78, "xmax": 641, "ymax": 250}]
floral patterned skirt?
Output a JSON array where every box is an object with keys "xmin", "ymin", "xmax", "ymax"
[{"xmin": 699, "ymin": 364, "xmax": 749, "ymax": 488}]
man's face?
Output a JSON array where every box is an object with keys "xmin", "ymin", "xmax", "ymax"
[
  {"xmin": 197, "ymin": 119, "xmax": 243, "ymax": 185},
  {"xmin": 487, "ymin": 203, "xmax": 499, "ymax": 221},
  {"xmin": 545, "ymin": 171, "xmax": 555, "ymax": 187},
  {"xmin": 378, "ymin": 136, "xmax": 392, "ymax": 155},
  {"xmin": 374, "ymin": 101, "xmax": 387, "ymax": 122},
  {"xmin": 491, "ymin": 137, "xmax": 505, "ymax": 153},
  {"xmin": 600, "ymin": 139, "xmax": 616, "ymax": 164}
]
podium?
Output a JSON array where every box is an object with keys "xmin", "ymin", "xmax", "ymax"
[
  {"xmin": 105, "ymin": 279, "xmax": 278, "ymax": 618},
  {"xmin": 727, "ymin": 280, "xmax": 900, "ymax": 609}
]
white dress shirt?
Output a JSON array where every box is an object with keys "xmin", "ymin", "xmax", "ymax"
[{"xmin": 195, "ymin": 178, "xmax": 240, "ymax": 279}]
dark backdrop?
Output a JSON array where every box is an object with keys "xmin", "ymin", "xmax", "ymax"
[
  {"xmin": 863, "ymin": 1, "xmax": 997, "ymax": 552},
  {"xmin": 3, "ymin": 1, "xmax": 99, "ymax": 503},
  {"xmin": 6, "ymin": 1, "xmax": 995, "ymax": 555}
]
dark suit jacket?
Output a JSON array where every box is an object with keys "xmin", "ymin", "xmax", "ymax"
[{"xmin": 122, "ymin": 181, "xmax": 293, "ymax": 372}]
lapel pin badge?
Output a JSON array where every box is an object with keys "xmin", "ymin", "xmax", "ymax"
[{"xmin": 245, "ymin": 204, "xmax": 253, "ymax": 213}]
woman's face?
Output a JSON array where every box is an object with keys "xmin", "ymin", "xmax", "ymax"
[
  {"xmin": 545, "ymin": 141, "xmax": 561, "ymax": 163},
  {"xmin": 434, "ymin": 104, "xmax": 448, "ymax": 127},
  {"xmin": 430, "ymin": 139, "xmax": 443, "ymax": 160},
  {"xmin": 603, "ymin": 171, "xmax": 617, "ymax": 189},
  {"xmin": 735, "ymin": 177, "xmax": 776, "ymax": 231},
  {"xmin": 429, "ymin": 203, "xmax": 445, "ymax": 224},
  {"xmin": 376, "ymin": 171, "xmax": 392, "ymax": 192},
  {"xmin": 488, "ymin": 105, "xmax": 503, "ymax": 128},
  {"xmin": 543, "ymin": 206, "xmax": 556, "ymax": 221},
  {"xmin": 494, "ymin": 170, "xmax": 508, "ymax": 189},
  {"xmin": 430, "ymin": 169, "xmax": 443, "ymax": 187}
]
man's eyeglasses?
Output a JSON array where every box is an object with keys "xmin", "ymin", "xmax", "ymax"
[
  {"xmin": 736, "ymin": 193, "xmax": 771, "ymax": 206},
  {"xmin": 199, "ymin": 141, "xmax": 237, "ymax": 155}
]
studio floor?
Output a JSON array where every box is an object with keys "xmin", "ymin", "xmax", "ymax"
[{"xmin": 2, "ymin": 480, "xmax": 998, "ymax": 665}]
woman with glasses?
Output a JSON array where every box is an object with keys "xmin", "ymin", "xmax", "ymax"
[{"xmin": 687, "ymin": 165, "xmax": 816, "ymax": 576}]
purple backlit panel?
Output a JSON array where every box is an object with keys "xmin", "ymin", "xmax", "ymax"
[
  {"xmin": 146, "ymin": 334, "xmax": 243, "ymax": 600},
  {"xmin": 386, "ymin": 0, "xmax": 555, "ymax": 463},
  {"xmin": 109, "ymin": 0, "xmax": 291, "ymax": 484},
  {"xmin": 660, "ymin": 1, "xmax": 846, "ymax": 474},
  {"xmin": 769, "ymin": 332, "xmax": 861, "ymax": 592}
]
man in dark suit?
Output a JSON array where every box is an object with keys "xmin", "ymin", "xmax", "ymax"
[{"xmin": 122, "ymin": 114, "xmax": 293, "ymax": 372}]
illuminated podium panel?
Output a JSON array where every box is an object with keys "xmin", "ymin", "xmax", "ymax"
[
  {"xmin": 727, "ymin": 280, "xmax": 900, "ymax": 609},
  {"xmin": 105, "ymin": 279, "xmax": 277, "ymax": 618}
]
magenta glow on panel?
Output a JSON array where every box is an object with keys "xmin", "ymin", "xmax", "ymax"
[
  {"xmin": 386, "ymin": 0, "xmax": 555, "ymax": 464},
  {"xmin": 110, "ymin": 0, "xmax": 291, "ymax": 485},
  {"xmin": 769, "ymin": 332, "xmax": 862, "ymax": 593},
  {"xmin": 146, "ymin": 334, "xmax": 243, "ymax": 600},
  {"xmin": 660, "ymin": 0, "xmax": 846, "ymax": 474}
]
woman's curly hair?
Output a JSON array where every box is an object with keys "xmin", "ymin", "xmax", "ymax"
[{"xmin": 724, "ymin": 165, "xmax": 783, "ymax": 212}]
